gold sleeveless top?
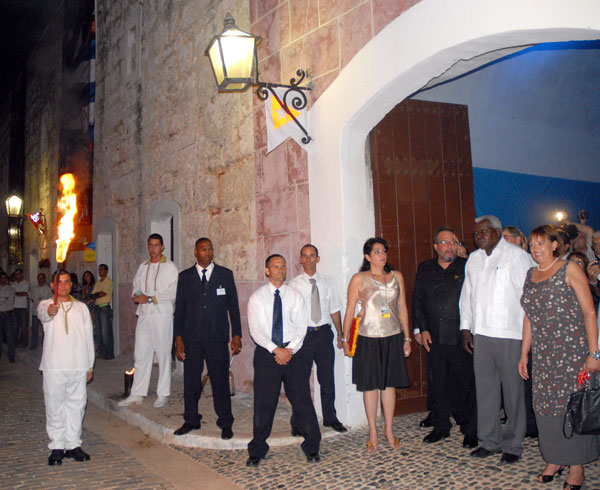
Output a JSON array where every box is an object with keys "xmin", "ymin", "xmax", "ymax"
[{"xmin": 357, "ymin": 272, "xmax": 402, "ymax": 338}]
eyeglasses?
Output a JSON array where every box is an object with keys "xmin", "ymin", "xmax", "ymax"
[{"xmin": 437, "ymin": 240, "xmax": 458, "ymax": 245}]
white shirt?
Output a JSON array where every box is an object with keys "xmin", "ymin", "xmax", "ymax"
[
  {"xmin": 38, "ymin": 298, "xmax": 95, "ymax": 371},
  {"xmin": 248, "ymin": 283, "xmax": 308, "ymax": 354},
  {"xmin": 289, "ymin": 271, "xmax": 342, "ymax": 327},
  {"xmin": 13, "ymin": 279, "xmax": 29, "ymax": 309},
  {"xmin": 132, "ymin": 256, "xmax": 178, "ymax": 318},
  {"xmin": 0, "ymin": 284, "xmax": 15, "ymax": 312},
  {"xmin": 460, "ymin": 238, "xmax": 534, "ymax": 340},
  {"xmin": 31, "ymin": 284, "xmax": 53, "ymax": 314},
  {"xmin": 195, "ymin": 262, "xmax": 215, "ymax": 282}
]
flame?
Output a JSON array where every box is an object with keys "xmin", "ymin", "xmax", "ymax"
[
  {"xmin": 55, "ymin": 174, "xmax": 78, "ymax": 263},
  {"xmin": 125, "ymin": 368, "xmax": 135, "ymax": 375}
]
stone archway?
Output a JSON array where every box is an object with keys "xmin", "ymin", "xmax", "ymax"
[{"xmin": 308, "ymin": 0, "xmax": 600, "ymax": 426}]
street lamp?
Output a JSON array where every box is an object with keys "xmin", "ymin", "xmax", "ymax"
[
  {"xmin": 5, "ymin": 194, "xmax": 23, "ymax": 217},
  {"xmin": 5, "ymin": 194, "xmax": 24, "ymax": 265},
  {"xmin": 205, "ymin": 13, "xmax": 312, "ymax": 144}
]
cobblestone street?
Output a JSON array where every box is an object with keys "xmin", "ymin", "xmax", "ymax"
[
  {"xmin": 0, "ymin": 355, "xmax": 238, "ymax": 490},
  {"xmin": 3, "ymin": 351, "xmax": 600, "ymax": 489}
]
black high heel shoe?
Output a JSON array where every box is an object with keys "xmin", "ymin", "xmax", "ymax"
[
  {"xmin": 539, "ymin": 466, "xmax": 565, "ymax": 483},
  {"xmin": 563, "ymin": 482, "xmax": 582, "ymax": 490}
]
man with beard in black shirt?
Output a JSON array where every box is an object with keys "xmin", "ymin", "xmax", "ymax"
[{"xmin": 413, "ymin": 226, "xmax": 477, "ymax": 449}]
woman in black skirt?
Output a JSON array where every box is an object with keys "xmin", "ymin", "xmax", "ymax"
[{"xmin": 342, "ymin": 237, "xmax": 411, "ymax": 452}]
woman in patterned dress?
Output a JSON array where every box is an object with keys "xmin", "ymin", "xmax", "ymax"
[
  {"xmin": 518, "ymin": 225, "xmax": 600, "ymax": 489},
  {"xmin": 342, "ymin": 237, "xmax": 411, "ymax": 453}
]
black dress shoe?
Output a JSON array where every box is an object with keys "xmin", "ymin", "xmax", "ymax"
[
  {"xmin": 246, "ymin": 456, "xmax": 261, "ymax": 466},
  {"xmin": 325, "ymin": 421, "xmax": 348, "ymax": 433},
  {"xmin": 500, "ymin": 452, "xmax": 520, "ymax": 464},
  {"xmin": 470, "ymin": 447, "xmax": 501, "ymax": 458},
  {"xmin": 419, "ymin": 414, "xmax": 433, "ymax": 427},
  {"xmin": 462, "ymin": 435, "xmax": 478, "ymax": 449},
  {"xmin": 291, "ymin": 427, "xmax": 301, "ymax": 437},
  {"xmin": 64, "ymin": 447, "xmax": 90, "ymax": 462},
  {"xmin": 9, "ymin": 358, "xmax": 15, "ymax": 363},
  {"xmin": 423, "ymin": 430, "xmax": 449, "ymax": 443},
  {"xmin": 221, "ymin": 428, "xmax": 234, "ymax": 440},
  {"xmin": 306, "ymin": 453, "xmax": 321, "ymax": 462},
  {"xmin": 174, "ymin": 422, "xmax": 201, "ymax": 435},
  {"xmin": 48, "ymin": 449, "xmax": 64, "ymax": 466}
]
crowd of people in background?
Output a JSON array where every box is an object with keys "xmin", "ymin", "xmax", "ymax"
[{"xmin": 0, "ymin": 265, "xmax": 112, "ymax": 362}]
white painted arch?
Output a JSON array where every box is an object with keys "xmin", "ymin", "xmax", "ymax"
[{"xmin": 308, "ymin": 0, "xmax": 600, "ymax": 426}]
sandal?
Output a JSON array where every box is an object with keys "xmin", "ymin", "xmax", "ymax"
[
  {"xmin": 387, "ymin": 437, "xmax": 400, "ymax": 450},
  {"xmin": 539, "ymin": 465, "xmax": 565, "ymax": 483},
  {"xmin": 366, "ymin": 440, "xmax": 377, "ymax": 453}
]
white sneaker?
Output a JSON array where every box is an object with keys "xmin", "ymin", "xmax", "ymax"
[
  {"xmin": 118, "ymin": 395, "xmax": 143, "ymax": 407},
  {"xmin": 153, "ymin": 396, "xmax": 168, "ymax": 408}
]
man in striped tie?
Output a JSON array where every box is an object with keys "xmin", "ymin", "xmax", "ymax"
[{"xmin": 289, "ymin": 244, "xmax": 347, "ymax": 434}]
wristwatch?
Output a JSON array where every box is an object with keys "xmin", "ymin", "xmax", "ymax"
[
  {"xmin": 147, "ymin": 296, "xmax": 153, "ymax": 304},
  {"xmin": 590, "ymin": 350, "xmax": 600, "ymax": 360}
]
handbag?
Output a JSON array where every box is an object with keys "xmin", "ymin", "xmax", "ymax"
[
  {"xmin": 348, "ymin": 317, "xmax": 360, "ymax": 357},
  {"xmin": 563, "ymin": 372, "xmax": 600, "ymax": 438}
]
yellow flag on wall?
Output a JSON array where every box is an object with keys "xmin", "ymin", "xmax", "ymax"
[{"xmin": 265, "ymin": 87, "xmax": 311, "ymax": 153}]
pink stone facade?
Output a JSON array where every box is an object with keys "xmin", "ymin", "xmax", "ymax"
[{"xmin": 241, "ymin": 0, "xmax": 422, "ymax": 392}]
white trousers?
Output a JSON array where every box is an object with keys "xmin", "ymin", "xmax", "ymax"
[
  {"xmin": 43, "ymin": 370, "xmax": 87, "ymax": 450},
  {"xmin": 130, "ymin": 313, "xmax": 172, "ymax": 397}
]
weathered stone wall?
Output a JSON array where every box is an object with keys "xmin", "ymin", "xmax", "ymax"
[
  {"xmin": 94, "ymin": 0, "xmax": 258, "ymax": 381},
  {"xmin": 0, "ymin": 93, "xmax": 12, "ymax": 270},
  {"xmin": 23, "ymin": 4, "xmax": 64, "ymax": 280}
]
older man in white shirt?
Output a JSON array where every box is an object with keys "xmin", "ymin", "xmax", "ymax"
[
  {"xmin": 246, "ymin": 254, "xmax": 321, "ymax": 466},
  {"xmin": 460, "ymin": 215, "xmax": 533, "ymax": 464}
]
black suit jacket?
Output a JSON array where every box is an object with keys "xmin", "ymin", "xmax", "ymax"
[{"xmin": 174, "ymin": 263, "xmax": 242, "ymax": 343}]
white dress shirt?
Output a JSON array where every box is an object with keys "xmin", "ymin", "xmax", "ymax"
[
  {"xmin": 288, "ymin": 271, "xmax": 342, "ymax": 327},
  {"xmin": 38, "ymin": 298, "xmax": 95, "ymax": 371},
  {"xmin": 248, "ymin": 283, "xmax": 308, "ymax": 354},
  {"xmin": 195, "ymin": 261, "xmax": 215, "ymax": 282},
  {"xmin": 0, "ymin": 284, "xmax": 15, "ymax": 312},
  {"xmin": 460, "ymin": 238, "xmax": 534, "ymax": 340},
  {"xmin": 13, "ymin": 279, "xmax": 29, "ymax": 309},
  {"xmin": 31, "ymin": 284, "xmax": 53, "ymax": 314}
]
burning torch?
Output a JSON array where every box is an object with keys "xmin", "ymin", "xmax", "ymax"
[{"xmin": 53, "ymin": 173, "xmax": 77, "ymax": 304}]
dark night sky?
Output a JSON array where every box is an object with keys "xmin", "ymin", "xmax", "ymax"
[{"xmin": 0, "ymin": 0, "xmax": 62, "ymax": 92}]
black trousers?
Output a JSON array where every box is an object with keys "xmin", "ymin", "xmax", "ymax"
[
  {"xmin": 14, "ymin": 308, "xmax": 27, "ymax": 347},
  {"xmin": 0, "ymin": 311, "xmax": 15, "ymax": 360},
  {"xmin": 291, "ymin": 327, "xmax": 337, "ymax": 427},
  {"xmin": 183, "ymin": 340, "xmax": 233, "ymax": 429},
  {"xmin": 429, "ymin": 343, "xmax": 477, "ymax": 437},
  {"xmin": 248, "ymin": 345, "xmax": 321, "ymax": 458}
]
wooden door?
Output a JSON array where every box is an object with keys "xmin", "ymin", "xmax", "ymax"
[{"xmin": 369, "ymin": 99, "xmax": 476, "ymax": 415}]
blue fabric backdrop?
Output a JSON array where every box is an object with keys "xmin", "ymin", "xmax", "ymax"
[{"xmin": 473, "ymin": 168, "xmax": 600, "ymax": 235}]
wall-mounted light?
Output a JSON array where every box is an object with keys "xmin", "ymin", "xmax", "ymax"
[
  {"xmin": 5, "ymin": 194, "xmax": 23, "ymax": 217},
  {"xmin": 555, "ymin": 211, "xmax": 567, "ymax": 222},
  {"xmin": 205, "ymin": 13, "xmax": 312, "ymax": 144}
]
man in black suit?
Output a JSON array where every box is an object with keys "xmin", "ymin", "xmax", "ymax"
[{"xmin": 173, "ymin": 237, "xmax": 242, "ymax": 440}]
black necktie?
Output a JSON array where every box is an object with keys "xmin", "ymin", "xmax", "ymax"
[
  {"xmin": 201, "ymin": 269, "xmax": 207, "ymax": 285},
  {"xmin": 272, "ymin": 289, "xmax": 283, "ymax": 347}
]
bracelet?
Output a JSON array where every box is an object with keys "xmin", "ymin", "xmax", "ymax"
[
  {"xmin": 341, "ymin": 338, "xmax": 348, "ymax": 342},
  {"xmin": 590, "ymin": 350, "xmax": 600, "ymax": 361},
  {"xmin": 404, "ymin": 338, "xmax": 411, "ymax": 343}
]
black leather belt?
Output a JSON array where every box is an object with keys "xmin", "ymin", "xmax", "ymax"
[{"xmin": 307, "ymin": 323, "xmax": 329, "ymax": 331}]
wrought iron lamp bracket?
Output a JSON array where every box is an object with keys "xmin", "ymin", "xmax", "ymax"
[{"xmin": 256, "ymin": 69, "xmax": 312, "ymax": 144}]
